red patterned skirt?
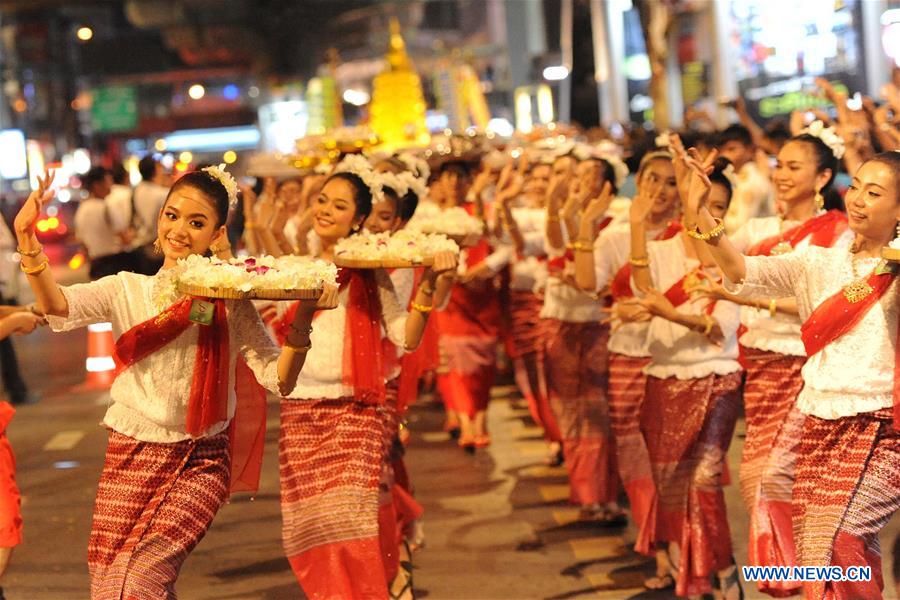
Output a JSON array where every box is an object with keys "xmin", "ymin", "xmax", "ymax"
[
  {"xmin": 508, "ymin": 291, "xmax": 559, "ymax": 442},
  {"xmin": 607, "ymin": 353, "xmax": 654, "ymax": 552},
  {"xmin": 89, "ymin": 430, "xmax": 230, "ymax": 600},
  {"xmin": 739, "ymin": 348, "xmax": 806, "ymax": 596},
  {"xmin": 641, "ymin": 372, "xmax": 743, "ymax": 597},
  {"xmin": 279, "ymin": 397, "xmax": 387, "ymax": 599},
  {"xmin": 793, "ymin": 407, "xmax": 899, "ymax": 600},
  {"xmin": 437, "ymin": 335, "xmax": 497, "ymax": 418},
  {"xmin": 543, "ymin": 319, "xmax": 616, "ymax": 506}
]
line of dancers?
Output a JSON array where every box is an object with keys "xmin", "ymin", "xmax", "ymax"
[{"xmin": 1, "ymin": 82, "xmax": 898, "ymax": 600}]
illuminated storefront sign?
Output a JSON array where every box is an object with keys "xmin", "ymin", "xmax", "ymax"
[{"xmin": 729, "ymin": 0, "xmax": 866, "ymax": 121}]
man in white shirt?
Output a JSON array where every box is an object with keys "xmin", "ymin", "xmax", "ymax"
[
  {"xmin": 74, "ymin": 167, "xmax": 136, "ymax": 280},
  {"xmin": 717, "ymin": 124, "xmax": 774, "ymax": 233},
  {"xmin": 132, "ymin": 156, "xmax": 170, "ymax": 274}
]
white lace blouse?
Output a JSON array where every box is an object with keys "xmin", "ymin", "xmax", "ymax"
[
  {"xmin": 48, "ymin": 270, "xmax": 282, "ymax": 443},
  {"xmin": 726, "ymin": 246, "xmax": 897, "ymax": 419},
  {"xmin": 594, "ymin": 222, "xmax": 669, "ymax": 358},
  {"xmin": 641, "ymin": 236, "xmax": 742, "ymax": 380},
  {"xmin": 285, "ymin": 268, "xmax": 408, "ymax": 400},
  {"xmin": 730, "ymin": 216, "xmax": 853, "ymax": 356}
]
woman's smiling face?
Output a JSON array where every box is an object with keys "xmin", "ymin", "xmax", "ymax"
[
  {"xmin": 157, "ymin": 185, "xmax": 225, "ymax": 265},
  {"xmin": 312, "ymin": 177, "xmax": 362, "ymax": 242}
]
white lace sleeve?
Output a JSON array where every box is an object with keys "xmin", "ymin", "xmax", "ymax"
[
  {"xmin": 47, "ymin": 275, "xmax": 120, "ymax": 332},
  {"xmin": 725, "ymin": 251, "xmax": 807, "ymax": 300},
  {"xmin": 377, "ymin": 269, "xmax": 408, "ymax": 348},
  {"xmin": 228, "ymin": 299, "xmax": 282, "ymax": 393}
]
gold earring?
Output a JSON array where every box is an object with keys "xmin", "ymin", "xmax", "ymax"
[
  {"xmin": 153, "ymin": 239, "xmax": 162, "ymax": 254},
  {"xmin": 814, "ymin": 191, "xmax": 824, "ymax": 211}
]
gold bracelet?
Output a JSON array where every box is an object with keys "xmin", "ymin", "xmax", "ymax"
[
  {"xmin": 572, "ymin": 240, "xmax": 593, "ymax": 252},
  {"xmin": 629, "ymin": 255, "xmax": 650, "ymax": 267},
  {"xmin": 547, "ymin": 214, "xmax": 560, "ymax": 223},
  {"xmin": 686, "ymin": 218, "xmax": 726, "ymax": 242},
  {"xmin": 411, "ymin": 301, "xmax": 433, "ymax": 314},
  {"xmin": 16, "ymin": 245, "xmax": 43, "ymax": 258},
  {"xmin": 702, "ymin": 314, "xmax": 715, "ymax": 336},
  {"xmin": 20, "ymin": 260, "xmax": 48, "ymax": 276},
  {"xmin": 244, "ymin": 221, "xmax": 257, "ymax": 229},
  {"xmin": 565, "ymin": 242, "xmax": 575, "ymax": 250},
  {"xmin": 209, "ymin": 242, "xmax": 231, "ymax": 254},
  {"xmin": 284, "ymin": 340, "xmax": 312, "ymax": 353},
  {"xmin": 769, "ymin": 298, "xmax": 777, "ymax": 318}
]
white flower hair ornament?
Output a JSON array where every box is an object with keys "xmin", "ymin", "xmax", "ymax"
[
  {"xmin": 378, "ymin": 171, "xmax": 410, "ymax": 199},
  {"xmin": 397, "ymin": 170, "xmax": 428, "ymax": 202},
  {"xmin": 202, "ymin": 163, "xmax": 239, "ymax": 207},
  {"xmin": 654, "ymin": 131, "xmax": 672, "ymax": 149},
  {"xmin": 571, "ymin": 142, "xmax": 595, "ymax": 162},
  {"xmin": 397, "ymin": 152, "xmax": 430, "ymax": 181},
  {"xmin": 801, "ymin": 120, "xmax": 845, "ymax": 160},
  {"xmin": 597, "ymin": 153, "xmax": 629, "ymax": 190},
  {"xmin": 333, "ymin": 154, "xmax": 385, "ymax": 203},
  {"xmin": 721, "ymin": 163, "xmax": 739, "ymax": 190}
]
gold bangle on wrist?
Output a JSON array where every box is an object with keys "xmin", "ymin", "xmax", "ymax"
[
  {"xmin": 572, "ymin": 240, "xmax": 593, "ymax": 252},
  {"xmin": 210, "ymin": 242, "xmax": 231, "ymax": 254},
  {"xmin": 768, "ymin": 298, "xmax": 777, "ymax": 318},
  {"xmin": 411, "ymin": 301, "xmax": 433, "ymax": 314},
  {"xmin": 20, "ymin": 260, "xmax": 48, "ymax": 276},
  {"xmin": 244, "ymin": 221, "xmax": 257, "ymax": 229},
  {"xmin": 16, "ymin": 245, "xmax": 43, "ymax": 258},
  {"xmin": 629, "ymin": 255, "xmax": 650, "ymax": 267},
  {"xmin": 547, "ymin": 214, "xmax": 560, "ymax": 223},
  {"xmin": 284, "ymin": 340, "xmax": 312, "ymax": 353},
  {"xmin": 686, "ymin": 218, "xmax": 725, "ymax": 242}
]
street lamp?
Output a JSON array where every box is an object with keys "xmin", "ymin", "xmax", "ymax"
[{"xmin": 76, "ymin": 26, "xmax": 93, "ymax": 42}]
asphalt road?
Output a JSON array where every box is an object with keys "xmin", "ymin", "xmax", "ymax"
[{"xmin": 1, "ymin": 323, "xmax": 898, "ymax": 599}]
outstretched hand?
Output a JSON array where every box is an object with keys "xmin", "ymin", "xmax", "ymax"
[{"xmin": 14, "ymin": 168, "xmax": 56, "ymax": 235}]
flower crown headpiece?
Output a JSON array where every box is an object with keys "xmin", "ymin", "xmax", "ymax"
[
  {"xmin": 379, "ymin": 171, "xmax": 409, "ymax": 198},
  {"xmin": 397, "ymin": 170, "xmax": 428, "ymax": 202},
  {"xmin": 654, "ymin": 131, "xmax": 672, "ymax": 149},
  {"xmin": 720, "ymin": 163, "xmax": 739, "ymax": 190},
  {"xmin": 202, "ymin": 163, "xmax": 239, "ymax": 207},
  {"xmin": 597, "ymin": 152, "xmax": 629, "ymax": 190},
  {"xmin": 396, "ymin": 152, "xmax": 430, "ymax": 182},
  {"xmin": 801, "ymin": 120, "xmax": 845, "ymax": 160},
  {"xmin": 333, "ymin": 154, "xmax": 385, "ymax": 202}
]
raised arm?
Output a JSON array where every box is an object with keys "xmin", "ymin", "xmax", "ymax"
[
  {"xmin": 545, "ymin": 175, "xmax": 568, "ymax": 250},
  {"xmin": 628, "ymin": 181, "xmax": 660, "ymax": 293},
  {"xmin": 681, "ymin": 152, "xmax": 748, "ymax": 284},
  {"xmin": 13, "ymin": 170, "xmax": 69, "ymax": 317},
  {"xmin": 573, "ymin": 182, "xmax": 613, "ymax": 291}
]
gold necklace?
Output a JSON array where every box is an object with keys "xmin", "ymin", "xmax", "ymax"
[
  {"xmin": 770, "ymin": 215, "xmax": 793, "ymax": 256},
  {"xmin": 843, "ymin": 250, "xmax": 876, "ymax": 303}
]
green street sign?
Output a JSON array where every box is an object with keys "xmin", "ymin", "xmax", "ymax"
[{"xmin": 91, "ymin": 86, "xmax": 138, "ymax": 133}]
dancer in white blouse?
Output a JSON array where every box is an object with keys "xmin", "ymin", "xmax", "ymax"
[
  {"xmin": 573, "ymin": 149, "xmax": 682, "ymax": 552},
  {"xmin": 274, "ymin": 159, "xmax": 455, "ymax": 600},
  {"xmin": 688, "ymin": 151, "xmax": 900, "ymax": 600},
  {"xmin": 14, "ymin": 167, "xmax": 337, "ymax": 599},
  {"xmin": 626, "ymin": 155, "xmax": 743, "ymax": 598}
]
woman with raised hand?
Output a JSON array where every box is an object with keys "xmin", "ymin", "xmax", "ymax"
[
  {"xmin": 541, "ymin": 153, "xmax": 621, "ymax": 522},
  {"xmin": 624, "ymin": 153, "xmax": 743, "ymax": 598},
  {"xmin": 273, "ymin": 156, "xmax": 456, "ymax": 600},
  {"xmin": 572, "ymin": 149, "xmax": 681, "ymax": 546},
  {"xmin": 688, "ymin": 151, "xmax": 900, "ymax": 600},
  {"xmin": 15, "ymin": 167, "xmax": 337, "ymax": 599},
  {"xmin": 684, "ymin": 125, "xmax": 852, "ymax": 596}
]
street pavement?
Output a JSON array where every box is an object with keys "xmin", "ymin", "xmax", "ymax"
[{"xmin": 2, "ymin": 323, "xmax": 899, "ymax": 599}]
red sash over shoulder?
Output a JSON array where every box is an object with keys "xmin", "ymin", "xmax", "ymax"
[
  {"xmin": 112, "ymin": 296, "xmax": 266, "ymax": 493},
  {"xmin": 800, "ymin": 262, "xmax": 900, "ymax": 427},
  {"xmin": 610, "ymin": 221, "xmax": 683, "ymax": 301},
  {"xmin": 747, "ymin": 210, "xmax": 848, "ymax": 257},
  {"xmin": 274, "ymin": 268, "xmax": 388, "ymax": 406}
]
